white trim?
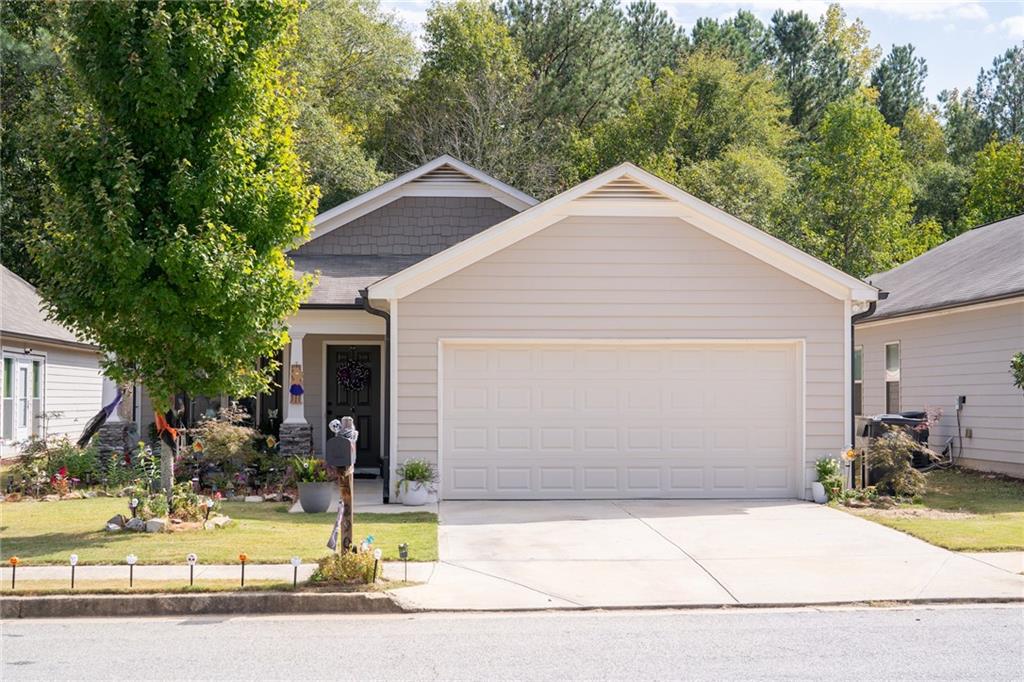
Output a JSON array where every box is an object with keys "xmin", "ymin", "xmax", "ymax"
[
  {"xmin": 435, "ymin": 337, "xmax": 808, "ymax": 501},
  {"xmin": 319, "ymin": 340, "xmax": 385, "ymax": 458},
  {"xmin": 1, "ymin": 348, "xmax": 47, "ymax": 442},
  {"xmin": 853, "ymin": 295, "xmax": 1024, "ymax": 329},
  {"xmin": 853, "ymin": 345, "xmax": 864, "ymax": 417},
  {"xmin": 844, "ymin": 299, "xmax": 852, "ymax": 450},
  {"xmin": 309, "ymin": 155, "xmax": 537, "ymax": 243},
  {"xmin": 369, "ymin": 163, "xmax": 878, "ymax": 302},
  {"xmin": 389, "ymin": 299, "xmax": 399, "ymax": 497},
  {"xmin": 884, "ymin": 340, "xmax": 901, "ymax": 413}
]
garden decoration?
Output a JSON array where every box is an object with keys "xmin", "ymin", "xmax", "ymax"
[
  {"xmin": 289, "ymin": 364, "xmax": 304, "ymax": 405},
  {"xmin": 187, "ymin": 553, "xmax": 198, "ymax": 586},
  {"xmin": 398, "ymin": 543, "xmax": 409, "ymax": 581},
  {"xmin": 291, "ymin": 556, "xmax": 301, "ymax": 588},
  {"xmin": 126, "ymin": 554, "xmax": 137, "ymax": 587},
  {"xmin": 326, "ymin": 417, "xmax": 358, "ymax": 553},
  {"xmin": 129, "ymin": 497, "xmax": 139, "ymax": 518},
  {"xmin": 76, "ymin": 385, "xmax": 124, "ymax": 448},
  {"xmin": 239, "ymin": 553, "xmax": 248, "ymax": 587},
  {"xmin": 9, "ymin": 556, "xmax": 19, "ymax": 590},
  {"xmin": 372, "ymin": 548, "xmax": 382, "ymax": 583},
  {"xmin": 69, "ymin": 554, "xmax": 78, "ymax": 589}
]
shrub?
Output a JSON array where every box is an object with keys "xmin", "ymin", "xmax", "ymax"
[
  {"xmin": 169, "ymin": 482, "xmax": 203, "ymax": 521},
  {"xmin": 310, "ymin": 551, "xmax": 380, "ymax": 585},
  {"xmin": 291, "ymin": 456, "xmax": 332, "ymax": 483},
  {"xmin": 868, "ymin": 425, "xmax": 937, "ymax": 498},
  {"xmin": 815, "ymin": 456, "xmax": 844, "ymax": 502},
  {"xmin": 126, "ymin": 483, "xmax": 169, "ymax": 520},
  {"xmin": 190, "ymin": 404, "xmax": 260, "ymax": 476},
  {"xmin": 7, "ymin": 436, "xmax": 98, "ymax": 493}
]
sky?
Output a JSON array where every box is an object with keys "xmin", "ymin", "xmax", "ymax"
[{"xmin": 379, "ymin": 0, "xmax": 1024, "ymax": 100}]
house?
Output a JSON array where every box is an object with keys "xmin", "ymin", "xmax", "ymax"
[
  {"xmin": 248, "ymin": 156, "xmax": 877, "ymax": 502},
  {"xmin": 0, "ymin": 265, "xmax": 104, "ymax": 453},
  {"xmin": 854, "ymin": 214, "xmax": 1024, "ymax": 478}
]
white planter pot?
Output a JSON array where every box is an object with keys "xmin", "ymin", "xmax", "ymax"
[
  {"xmin": 811, "ymin": 481, "xmax": 827, "ymax": 504},
  {"xmin": 400, "ymin": 481, "xmax": 430, "ymax": 507}
]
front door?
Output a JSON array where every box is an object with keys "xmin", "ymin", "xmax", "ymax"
[
  {"xmin": 13, "ymin": 358, "xmax": 35, "ymax": 442},
  {"xmin": 326, "ymin": 345, "xmax": 381, "ymax": 475}
]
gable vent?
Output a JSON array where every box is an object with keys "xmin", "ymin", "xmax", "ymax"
[
  {"xmin": 411, "ymin": 164, "xmax": 480, "ymax": 185},
  {"xmin": 580, "ymin": 176, "xmax": 671, "ymax": 201}
]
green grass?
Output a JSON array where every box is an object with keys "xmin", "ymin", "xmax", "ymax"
[
  {"xmin": 846, "ymin": 468, "xmax": 1024, "ymax": 551},
  {"xmin": 0, "ymin": 498, "xmax": 437, "ymax": 565}
]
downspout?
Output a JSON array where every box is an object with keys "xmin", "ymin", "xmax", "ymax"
[
  {"xmin": 360, "ymin": 289, "xmax": 391, "ymax": 504},
  {"xmin": 850, "ymin": 291, "xmax": 888, "ymax": 446}
]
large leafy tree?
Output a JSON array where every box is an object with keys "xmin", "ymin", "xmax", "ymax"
[
  {"xmin": 976, "ymin": 44, "xmax": 1024, "ymax": 141},
  {"xmin": 798, "ymin": 92, "xmax": 927, "ymax": 277},
  {"xmin": 964, "ymin": 138, "xmax": 1024, "ymax": 224},
  {"xmin": 871, "ymin": 44, "xmax": 928, "ymax": 127},
  {"xmin": 33, "ymin": 1, "xmax": 317, "ymax": 487},
  {"xmin": 689, "ymin": 10, "xmax": 768, "ymax": 72},
  {"xmin": 291, "ymin": 0, "xmax": 417, "ymax": 210},
  {"xmin": 938, "ymin": 87, "xmax": 988, "ymax": 165}
]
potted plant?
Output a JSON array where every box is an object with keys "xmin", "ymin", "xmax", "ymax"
[
  {"xmin": 395, "ymin": 458, "xmax": 437, "ymax": 507},
  {"xmin": 292, "ymin": 456, "xmax": 334, "ymax": 513},
  {"xmin": 812, "ymin": 456, "xmax": 842, "ymax": 503}
]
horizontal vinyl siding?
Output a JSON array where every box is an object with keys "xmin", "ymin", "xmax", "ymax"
[
  {"xmin": 856, "ymin": 301, "xmax": 1024, "ymax": 472},
  {"xmin": 396, "ymin": 215, "xmax": 848, "ymax": 496},
  {"xmin": 40, "ymin": 344, "xmax": 103, "ymax": 441}
]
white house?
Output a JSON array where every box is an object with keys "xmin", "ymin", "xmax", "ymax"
[
  {"xmin": 1, "ymin": 265, "xmax": 103, "ymax": 454},
  {"xmin": 855, "ymin": 214, "xmax": 1024, "ymax": 478}
]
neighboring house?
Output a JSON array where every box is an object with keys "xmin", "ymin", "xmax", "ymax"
[
  {"xmin": 0, "ymin": 265, "xmax": 103, "ymax": 454},
  {"xmin": 854, "ymin": 214, "xmax": 1024, "ymax": 478},
  {"xmin": 225, "ymin": 155, "xmax": 876, "ymax": 503}
]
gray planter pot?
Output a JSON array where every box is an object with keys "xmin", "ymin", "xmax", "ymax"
[{"xmin": 298, "ymin": 482, "xmax": 334, "ymax": 513}]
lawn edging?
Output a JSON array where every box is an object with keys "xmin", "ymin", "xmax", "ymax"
[{"xmin": 1, "ymin": 590, "xmax": 406, "ymax": 619}]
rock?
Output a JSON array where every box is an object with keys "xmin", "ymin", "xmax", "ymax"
[
  {"xmin": 263, "ymin": 493, "xmax": 280, "ymax": 502},
  {"xmin": 244, "ymin": 495, "xmax": 263, "ymax": 503},
  {"xmin": 125, "ymin": 517, "xmax": 145, "ymax": 532},
  {"xmin": 106, "ymin": 514, "xmax": 127, "ymax": 528},
  {"xmin": 145, "ymin": 518, "xmax": 167, "ymax": 533},
  {"xmin": 42, "ymin": 494, "xmax": 59, "ymax": 502},
  {"xmin": 281, "ymin": 493, "xmax": 294, "ymax": 502},
  {"xmin": 105, "ymin": 523, "xmax": 123, "ymax": 532},
  {"xmin": 204, "ymin": 514, "xmax": 232, "ymax": 530},
  {"xmin": 97, "ymin": 490, "xmax": 112, "ymax": 497},
  {"xmin": 83, "ymin": 491, "xmax": 97, "ymax": 499}
]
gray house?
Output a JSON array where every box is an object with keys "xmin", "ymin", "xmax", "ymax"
[
  {"xmin": 1, "ymin": 265, "xmax": 103, "ymax": 452},
  {"xmin": 855, "ymin": 214, "xmax": 1024, "ymax": 477}
]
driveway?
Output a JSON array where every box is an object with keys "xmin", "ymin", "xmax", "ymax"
[{"xmin": 392, "ymin": 499, "xmax": 1024, "ymax": 610}]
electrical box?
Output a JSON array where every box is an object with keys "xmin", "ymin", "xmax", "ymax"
[
  {"xmin": 957, "ymin": 395, "xmax": 967, "ymax": 409},
  {"xmin": 965, "ymin": 428, "xmax": 973, "ymax": 439}
]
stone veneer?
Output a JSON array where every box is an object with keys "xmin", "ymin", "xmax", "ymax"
[
  {"xmin": 95, "ymin": 420, "xmax": 140, "ymax": 459},
  {"xmin": 278, "ymin": 422, "xmax": 314, "ymax": 458}
]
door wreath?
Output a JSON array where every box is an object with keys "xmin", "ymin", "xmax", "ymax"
[{"xmin": 336, "ymin": 357, "xmax": 371, "ymax": 393}]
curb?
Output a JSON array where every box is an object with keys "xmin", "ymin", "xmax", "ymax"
[{"xmin": 1, "ymin": 591, "xmax": 406, "ymax": 619}]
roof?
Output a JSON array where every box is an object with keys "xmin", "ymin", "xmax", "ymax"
[
  {"xmin": 292, "ymin": 254, "xmax": 424, "ymax": 306},
  {"xmin": 310, "ymin": 155, "xmax": 537, "ymax": 244},
  {"xmin": 1, "ymin": 265, "xmax": 94, "ymax": 348},
  {"xmin": 863, "ymin": 214, "xmax": 1024, "ymax": 322},
  {"xmin": 368, "ymin": 163, "xmax": 878, "ymax": 302}
]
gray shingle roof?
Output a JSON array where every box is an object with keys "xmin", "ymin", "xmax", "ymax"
[
  {"xmin": 291, "ymin": 254, "xmax": 425, "ymax": 306},
  {"xmin": 1, "ymin": 265, "xmax": 90, "ymax": 345},
  {"xmin": 865, "ymin": 214, "xmax": 1024, "ymax": 321}
]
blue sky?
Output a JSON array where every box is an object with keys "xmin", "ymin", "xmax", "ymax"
[{"xmin": 380, "ymin": 0, "xmax": 1024, "ymax": 100}]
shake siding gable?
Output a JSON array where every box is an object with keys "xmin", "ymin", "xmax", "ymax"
[{"xmin": 395, "ymin": 215, "xmax": 847, "ymax": 495}]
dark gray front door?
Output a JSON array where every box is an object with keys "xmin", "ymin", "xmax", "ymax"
[{"xmin": 326, "ymin": 345, "xmax": 381, "ymax": 474}]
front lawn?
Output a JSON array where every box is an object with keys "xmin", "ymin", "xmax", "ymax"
[
  {"xmin": 0, "ymin": 498, "xmax": 437, "ymax": 565},
  {"xmin": 843, "ymin": 468, "xmax": 1024, "ymax": 551}
]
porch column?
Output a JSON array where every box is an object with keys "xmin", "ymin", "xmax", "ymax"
[{"xmin": 279, "ymin": 330, "xmax": 313, "ymax": 457}]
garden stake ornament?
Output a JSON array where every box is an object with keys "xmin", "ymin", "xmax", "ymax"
[
  {"xmin": 291, "ymin": 556, "xmax": 301, "ymax": 588},
  {"xmin": 187, "ymin": 553, "xmax": 198, "ymax": 586},
  {"xmin": 70, "ymin": 554, "xmax": 78, "ymax": 589},
  {"xmin": 126, "ymin": 554, "xmax": 137, "ymax": 587},
  {"xmin": 373, "ymin": 548, "xmax": 382, "ymax": 583},
  {"xmin": 9, "ymin": 556, "xmax": 18, "ymax": 590},
  {"xmin": 239, "ymin": 553, "xmax": 247, "ymax": 587},
  {"xmin": 399, "ymin": 543, "xmax": 409, "ymax": 581}
]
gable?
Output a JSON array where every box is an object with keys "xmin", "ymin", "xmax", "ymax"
[{"xmin": 368, "ymin": 164, "xmax": 877, "ymax": 303}]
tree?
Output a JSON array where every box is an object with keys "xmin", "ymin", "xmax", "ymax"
[
  {"xmin": 939, "ymin": 87, "xmax": 987, "ymax": 165},
  {"xmin": 818, "ymin": 3, "xmax": 879, "ymax": 85},
  {"xmin": 976, "ymin": 44, "xmax": 1024, "ymax": 141},
  {"xmin": 33, "ymin": 1, "xmax": 317, "ymax": 490},
  {"xmin": 689, "ymin": 10, "xmax": 768, "ymax": 72},
  {"xmin": 502, "ymin": 0, "xmax": 635, "ymax": 130},
  {"xmin": 871, "ymin": 44, "xmax": 928, "ymax": 127},
  {"xmin": 900, "ymin": 106, "xmax": 946, "ymax": 166},
  {"xmin": 623, "ymin": 0, "xmax": 686, "ymax": 80},
  {"xmin": 291, "ymin": 0, "xmax": 416, "ymax": 210},
  {"xmin": 799, "ymin": 93, "xmax": 917, "ymax": 277},
  {"xmin": 964, "ymin": 138, "xmax": 1024, "ymax": 224},
  {"xmin": 911, "ymin": 161, "xmax": 970, "ymax": 238}
]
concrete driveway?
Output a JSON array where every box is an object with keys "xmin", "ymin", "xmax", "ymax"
[{"xmin": 392, "ymin": 499, "xmax": 1024, "ymax": 610}]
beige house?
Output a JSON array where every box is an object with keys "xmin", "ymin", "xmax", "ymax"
[
  {"xmin": 855, "ymin": 214, "xmax": 1024, "ymax": 478},
  {"xmin": 1, "ymin": 265, "xmax": 103, "ymax": 453},
  {"xmin": 232, "ymin": 156, "xmax": 876, "ymax": 503}
]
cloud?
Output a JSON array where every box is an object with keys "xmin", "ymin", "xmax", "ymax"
[{"xmin": 1001, "ymin": 15, "xmax": 1024, "ymax": 38}]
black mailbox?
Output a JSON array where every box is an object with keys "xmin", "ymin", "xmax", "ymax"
[{"xmin": 325, "ymin": 435, "xmax": 355, "ymax": 469}]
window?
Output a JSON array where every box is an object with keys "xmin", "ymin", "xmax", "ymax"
[
  {"xmin": 31, "ymin": 360, "xmax": 42, "ymax": 436},
  {"xmin": 853, "ymin": 346, "xmax": 863, "ymax": 416},
  {"xmin": 885, "ymin": 342, "xmax": 901, "ymax": 413},
  {"xmin": 1, "ymin": 358, "xmax": 10, "ymax": 440}
]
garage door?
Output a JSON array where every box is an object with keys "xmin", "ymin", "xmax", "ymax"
[{"xmin": 441, "ymin": 341, "xmax": 800, "ymax": 499}]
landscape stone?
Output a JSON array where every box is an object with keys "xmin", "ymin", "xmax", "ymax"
[
  {"xmin": 145, "ymin": 518, "xmax": 167, "ymax": 533},
  {"xmin": 106, "ymin": 514, "xmax": 127, "ymax": 528},
  {"xmin": 83, "ymin": 491, "xmax": 97, "ymax": 498},
  {"xmin": 42, "ymin": 494, "xmax": 59, "ymax": 502},
  {"xmin": 203, "ymin": 514, "xmax": 232, "ymax": 530},
  {"xmin": 244, "ymin": 495, "xmax": 263, "ymax": 503},
  {"xmin": 278, "ymin": 422, "xmax": 313, "ymax": 458},
  {"xmin": 105, "ymin": 523, "xmax": 122, "ymax": 532},
  {"xmin": 125, "ymin": 517, "xmax": 145, "ymax": 531}
]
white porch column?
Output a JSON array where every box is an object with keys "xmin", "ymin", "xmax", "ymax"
[
  {"xmin": 101, "ymin": 375, "xmax": 122, "ymax": 423},
  {"xmin": 284, "ymin": 330, "xmax": 308, "ymax": 425}
]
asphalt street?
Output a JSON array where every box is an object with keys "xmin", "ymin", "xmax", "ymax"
[{"xmin": 3, "ymin": 605, "xmax": 1022, "ymax": 681}]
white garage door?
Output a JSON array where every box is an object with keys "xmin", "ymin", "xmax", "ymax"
[{"xmin": 441, "ymin": 341, "xmax": 801, "ymax": 499}]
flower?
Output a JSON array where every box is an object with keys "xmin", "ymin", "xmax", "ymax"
[
  {"xmin": 213, "ymin": 491, "xmax": 223, "ymax": 500},
  {"xmin": 842, "ymin": 448, "xmax": 857, "ymax": 462},
  {"xmin": 58, "ymin": 466, "xmax": 68, "ymax": 478}
]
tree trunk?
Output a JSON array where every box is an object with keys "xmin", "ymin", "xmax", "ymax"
[
  {"xmin": 340, "ymin": 467, "xmax": 354, "ymax": 552},
  {"xmin": 160, "ymin": 439, "xmax": 174, "ymax": 492}
]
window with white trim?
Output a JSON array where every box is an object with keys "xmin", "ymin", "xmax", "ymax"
[
  {"xmin": 885, "ymin": 341, "xmax": 901, "ymax": 413},
  {"xmin": 853, "ymin": 346, "xmax": 863, "ymax": 416}
]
